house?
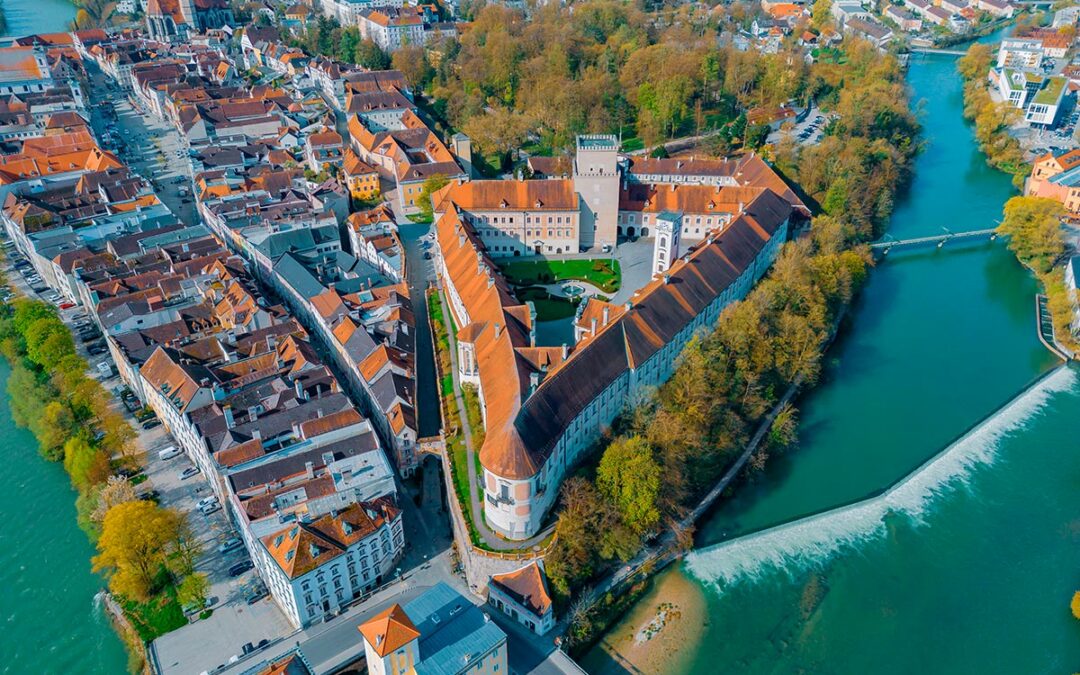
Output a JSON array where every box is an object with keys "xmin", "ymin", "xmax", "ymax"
[
  {"xmin": 1026, "ymin": 149, "xmax": 1080, "ymax": 214},
  {"xmin": 488, "ymin": 561, "xmax": 555, "ymax": 636},
  {"xmin": 343, "ymin": 149, "xmax": 380, "ymax": 201},
  {"xmin": 940, "ymin": 0, "xmax": 968, "ymax": 15},
  {"xmin": 305, "ymin": 128, "xmax": 345, "ymax": 173},
  {"xmin": 842, "ymin": 17, "xmax": 894, "ymax": 49},
  {"xmin": 359, "ymin": 583, "xmax": 508, "ymax": 675},
  {"xmin": 885, "ymin": 5, "xmax": 922, "ymax": 31},
  {"xmin": 830, "ymin": 1, "xmax": 869, "ymax": 25},
  {"xmin": 977, "ymin": 0, "xmax": 1013, "ymax": 18}
]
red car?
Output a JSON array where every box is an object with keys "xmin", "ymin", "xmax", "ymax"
[{"xmin": 59, "ymin": 302, "xmax": 74, "ymax": 310}]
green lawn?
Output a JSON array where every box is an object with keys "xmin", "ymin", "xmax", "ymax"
[
  {"xmin": 121, "ymin": 581, "xmax": 187, "ymax": 642},
  {"xmin": 498, "ymin": 258, "xmax": 621, "ymax": 293}
]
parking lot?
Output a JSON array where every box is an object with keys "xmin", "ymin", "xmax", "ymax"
[{"xmin": 769, "ymin": 107, "xmax": 830, "ymax": 146}]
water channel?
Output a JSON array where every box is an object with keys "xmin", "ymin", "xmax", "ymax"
[{"xmin": 583, "ymin": 47, "xmax": 1080, "ymax": 675}]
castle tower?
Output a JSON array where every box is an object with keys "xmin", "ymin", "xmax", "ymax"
[
  {"xmin": 359, "ymin": 604, "xmax": 421, "ymax": 675},
  {"xmin": 573, "ymin": 134, "xmax": 620, "ymax": 252},
  {"xmin": 652, "ymin": 211, "xmax": 682, "ymax": 277}
]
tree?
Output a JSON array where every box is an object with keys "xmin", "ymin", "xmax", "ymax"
[
  {"xmin": 596, "ymin": 435, "xmax": 662, "ymax": 535},
  {"xmin": 36, "ymin": 400, "xmax": 75, "ymax": 460},
  {"xmin": 417, "ymin": 174, "xmax": 450, "ymax": 221},
  {"xmin": 92, "ymin": 476, "xmax": 139, "ymax": 524},
  {"xmin": 392, "ymin": 45, "xmax": 434, "ymax": 88},
  {"xmin": 461, "ymin": 107, "xmax": 530, "ymax": 168},
  {"xmin": 63, "ymin": 436, "xmax": 111, "ymax": 492},
  {"xmin": 93, "ymin": 501, "xmax": 184, "ymax": 601},
  {"xmin": 354, "ymin": 39, "xmax": 391, "ymax": 70},
  {"xmin": 998, "ymin": 196, "xmax": 1065, "ymax": 273},
  {"xmin": 177, "ymin": 573, "xmax": 209, "ymax": 610},
  {"xmin": 1071, "ymin": 591, "xmax": 1080, "ymax": 620},
  {"xmin": 811, "ymin": 0, "xmax": 833, "ymax": 29}
]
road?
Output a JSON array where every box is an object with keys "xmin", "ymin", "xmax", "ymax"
[{"xmin": 85, "ymin": 63, "xmax": 199, "ymax": 228}]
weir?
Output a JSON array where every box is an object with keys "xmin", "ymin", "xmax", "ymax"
[{"xmin": 684, "ymin": 364, "xmax": 1077, "ymax": 587}]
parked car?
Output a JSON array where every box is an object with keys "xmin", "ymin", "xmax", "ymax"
[
  {"xmin": 158, "ymin": 446, "xmax": 181, "ymax": 461},
  {"xmin": 141, "ymin": 418, "xmax": 162, "ymax": 429},
  {"xmin": 218, "ymin": 538, "xmax": 244, "ymax": 554},
  {"xmin": 138, "ymin": 489, "xmax": 160, "ymax": 502},
  {"xmin": 201, "ymin": 502, "xmax": 221, "ymax": 515},
  {"xmin": 179, "ymin": 466, "xmax": 200, "ymax": 480},
  {"xmin": 229, "ymin": 560, "xmax": 254, "ymax": 577},
  {"xmin": 197, "ymin": 496, "xmax": 218, "ymax": 509}
]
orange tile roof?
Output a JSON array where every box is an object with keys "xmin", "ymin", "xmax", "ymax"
[
  {"xmin": 299, "ymin": 408, "xmax": 363, "ymax": 438},
  {"xmin": 490, "ymin": 561, "xmax": 553, "ymax": 618},
  {"xmin": 358, "ymin": 604, "xmax": 420, "ymax": 657},
  {"xmin": 262, "ymin": 501, "xmax": 399, "ymax": 579}
]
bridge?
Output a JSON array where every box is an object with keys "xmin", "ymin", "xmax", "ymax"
[
  {"xmin": 870, "ymin": 228, "xmax": 1002, "ymax": 254},
  {"xmin": 908, "ymin": 47, "xmax": 969, "ymax": 56}
]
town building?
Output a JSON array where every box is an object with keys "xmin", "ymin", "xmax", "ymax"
[
  {"xmin": 359, "ymin": 583, "xmax": 508, "ymax": 675},
  {"xmin": 1026, "ymin": 148, "xmax": 1080, "ymax": 214},
  {"xmin": 488, "ymin": 561, "xmax": 555, "ymax": 636},
  {"xmin": 261, "ymin": 500, "xmax": 404, "ymax": 627}
]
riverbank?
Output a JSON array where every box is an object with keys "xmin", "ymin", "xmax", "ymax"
[{"xmin": 585, "ymin": 43, "xmax": 1065, "ymax": 674}]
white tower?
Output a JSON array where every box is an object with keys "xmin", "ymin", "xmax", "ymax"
[{"xmin": 652, "ymin": 211, "xmax": 682, "ymax": 277}]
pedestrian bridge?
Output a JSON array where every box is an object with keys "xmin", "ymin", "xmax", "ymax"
[
  {"xmin": 908, "ymin": 47, "xmax": 969, "ymax": 57},
  {"xmin": 870, "ymin": 228, "xmax": 1002, "ymax": 254}
]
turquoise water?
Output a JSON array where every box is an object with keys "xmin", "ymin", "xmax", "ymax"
[
  {"xmin": 1, "ymin": 0, "xmax": 76, "ymax": 37},
  {"xmin": 585, "ymin": 52, "xmax": 1080, "ymax": 674},
  {"xmin": 0, "ymin": 360, "xmax": 129, "ymax": 672}
]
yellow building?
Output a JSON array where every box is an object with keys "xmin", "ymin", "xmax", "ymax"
[{"xmin": 344, "ymin": 149, "xmax": 380, "ymax": 201}]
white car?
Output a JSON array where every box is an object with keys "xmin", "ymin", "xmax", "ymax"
[{"xmin": 197, "ymin": 496, "xmax": 218, "ymax": 509}]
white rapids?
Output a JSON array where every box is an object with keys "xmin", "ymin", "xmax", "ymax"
[{"xmin": 685, "ymin": 365, "xmax": 1077, "ymax": 588}]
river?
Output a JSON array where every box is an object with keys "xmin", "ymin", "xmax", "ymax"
[
  {"xmin": 583, "ymin": 48, "xmax": 1080, "ymax": 675},
  {"xmin": 0, "ymin": 362, "xmax": 129, "ymax": 673},
  {"xmin": 0, "ymin": 2, "xmax": 130, "ymax": 671},
  {"xmin": 1, "ymin": 0, "xmax": 76, "ymax": 37}
]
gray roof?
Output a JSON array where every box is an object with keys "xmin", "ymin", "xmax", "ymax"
[
  {"xmin": 275, "ymin": 253, "xmax": 327, "ymax": 298},
  {"xmin": 402, "ymin": 583, "xmax": 506, "ymax": 675}
]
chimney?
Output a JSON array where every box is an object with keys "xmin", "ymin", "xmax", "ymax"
[
  {"xmin": 486, "ymin": 274, "xmax": 494, "ymax": 288},
  {"xmin": 529, "ymin": 371, "xmax": 539, "ymax": 395},
  {"xmin": 248, "ymin": 406, "xmax": 259, "ymax": 422},
  {"xmin": 294, "ymin": 378, "xmax": 306, "ymax": 401},
  {"xmin": 494, "ymin": 323, "xmax": 503, "ymax": 339},
  {"xmin": 251, "ymin": 429, "xmax": 261, "ymax": 440},
  {"xmin": 663, "ymin": 274, "xmax": 671, "ymax": 284},
  {"xmin": 590, "ymin": 317, "xmax": 597, "ymax": 335},
  {"xmin": 304, "ymin": 461, "xmax": 314, "ymax": 479},
  {"xmin": 602, "ymin": 305, "xmax": 610, "ymax": 325},
  {"xmin": 458, "ymin": 233, "xmax": 465, "ymax": 247},
  {"xmin": 291, "ymin": 421, "xmax": 302, "ymax": 438},
  {"xmin": 223, "ymin": 404, "xmax": 235, "ymax": 429},
  {"xmin": 561, "ymin": 343, "xmax": 568, "ymax": 359}
]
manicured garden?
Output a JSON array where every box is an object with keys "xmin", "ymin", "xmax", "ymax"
[
  {"xmin": 514, "ymin": 286, "xmax": 581, "ymax": 322},
  {"xmin": 498, "ymin": 258, "xmax": 621, "ymax": 294}
]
